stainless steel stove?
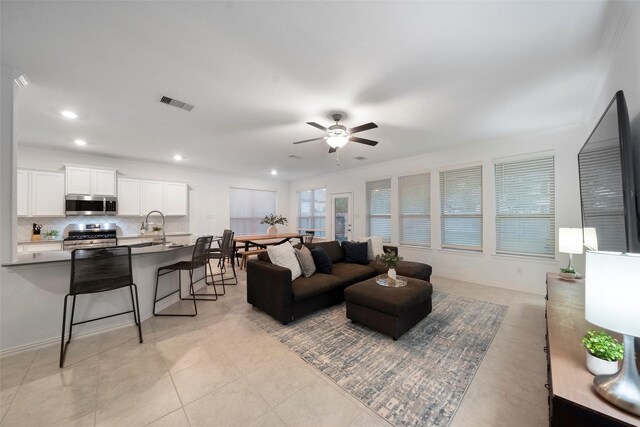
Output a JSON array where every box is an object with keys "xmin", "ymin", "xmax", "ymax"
[{"xmin": 63, "ymin": 223, "xmax": 118, "ymax": 250}]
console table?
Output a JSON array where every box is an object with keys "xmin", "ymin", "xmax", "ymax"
[{"xmin": 545, "ymin": 272, "xmax": 640, "ymax": 426}]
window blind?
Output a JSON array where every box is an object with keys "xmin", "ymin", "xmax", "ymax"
[
  {"xmin": 367, "ymin": 179, "xmax": 391, "ymax": 242},
  {"xmin": 298, "ymin": 188, "xmax": 326, "ymax": 238},
  {"xmin": 399, "ymin": 173, "xmax": 430, "ymax": 247},
  {"xmin": 495, "ymin": 156, "xmax": 555, "ymax": 258},
  {"xmin": 579, "ymin": 146, "xmax": 626, "ymax": 251},
  {"xmin": 440, "ymin": 165, "xmax": 482, "ymax": 251},
  {"xmin": 229, "ymin": 188, "xmax": 276, "ymax": 236}
]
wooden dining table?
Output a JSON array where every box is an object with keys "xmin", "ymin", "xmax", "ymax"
[{"xmin": 233, "ymin": 233, "xmax": 305, "ymax": 252}]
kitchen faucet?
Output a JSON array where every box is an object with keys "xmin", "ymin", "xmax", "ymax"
[{"xmin": 145, "ymin": 210, "xmax": 166, "ymax": 245}]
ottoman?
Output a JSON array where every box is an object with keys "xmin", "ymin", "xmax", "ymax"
[{"xmin": 344, "ymin": 277, "xmax": 433, "ymax": 340}]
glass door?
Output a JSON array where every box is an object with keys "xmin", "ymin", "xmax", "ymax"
[{"xmin": 331, "ymin": 192, "xmax": 353, "ymax": 242}]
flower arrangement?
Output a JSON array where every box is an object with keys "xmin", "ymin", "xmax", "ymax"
[
  {"xmin": 560, "ymin": 266, "xmax": 576, "ymax": 274},
  {"xmin": 581, "ymin": 329, "xmax": 624, "ymax": 362},
  {"xmin": 375, "ymin": 249, "xmax": 403, "ymax": 270},
  {"xmin": 260, "ymin": 214, "xmax": 288, "ymax": 226}
]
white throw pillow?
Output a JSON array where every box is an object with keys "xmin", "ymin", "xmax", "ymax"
[
  {"xmin": 359, "ymin": 236, "xmax": 385, "ymax": 261},
  {"xmin": 267, "ymin": 242, "xmax": 302, "ymax": 280}
]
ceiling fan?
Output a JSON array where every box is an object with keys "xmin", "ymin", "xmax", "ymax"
[{"xmin": 293, "ymin": 113, "xmax": 378, "ymax": 153}]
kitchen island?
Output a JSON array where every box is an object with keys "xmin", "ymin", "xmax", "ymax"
[{"xmin": 1, "ymin": 242, "xmax": 209, "ymax": 356}]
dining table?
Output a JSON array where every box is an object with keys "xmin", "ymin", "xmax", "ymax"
[{"xmin": 233, "ymin": 233, "xmax": 305, "ymax": 252}]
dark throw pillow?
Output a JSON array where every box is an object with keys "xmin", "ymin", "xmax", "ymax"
[
  {"xmin": 342, "ymin": 241, "xmax": 369, "ymax": 265},
  {"xmin": 310, "ymin": 246, "xmax": 333, "ymax": 274}
]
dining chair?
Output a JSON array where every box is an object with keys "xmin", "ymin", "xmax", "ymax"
[
  {"xmin": 153, "ymin": 235, "xmax": 216, "ymax": 317},
  {"xmin": 60, "ymin": 246, "xmax": 142, "ymax": 368}
]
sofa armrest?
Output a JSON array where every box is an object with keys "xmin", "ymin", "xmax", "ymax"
[
  {"xmin": 246, "ymin": 259, "xmax": 294, "ymax": 324},
  {"xmin": 383, "ymin": 245, "xmax": 399, "ymax": 255}
]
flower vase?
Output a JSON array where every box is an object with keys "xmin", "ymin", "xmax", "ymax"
[
  {"xmin": 388, "ymin": 268, "xmax": 397, "ymax": 280},
  {"xmin": 586, "ymin": 351, "xmax": 619, "ymax": 376},
  {"xmin": 267, "ymin": 225, "xmax": 278, "ymax": 236}
]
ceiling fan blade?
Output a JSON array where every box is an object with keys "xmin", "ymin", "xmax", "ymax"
[
  {"xmin": 349, "ymin": 136, "xmax": 379, "ymax": 146},
  {"xmin": 306, "ymin": 122, "xmax": 328, "ymax": 132},
  {"xmin": 293, "ymin": 137, "xmax": 325, "ymax": 145},
  {"xmin": 328, "ymin": 147, "xmax": 337, "ymax": 153},
  {"xmin": 348, "ymin": 122, "xmax": 378, "ymax": 134}
]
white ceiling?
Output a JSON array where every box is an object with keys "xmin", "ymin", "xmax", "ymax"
[{"xmin": 0, "ymin": 1, "xmax": 623, "ymax": 180}]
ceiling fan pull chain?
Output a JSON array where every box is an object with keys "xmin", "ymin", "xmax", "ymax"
[{"xmin": 336, "ymin": 150, "xmax": 340, "ymax": 166}]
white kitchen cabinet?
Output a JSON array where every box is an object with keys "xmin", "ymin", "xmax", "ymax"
[
  {"xmin": 65, "ymin": 166, "xmax": 116, "ymax": 196},
  {"xmin": 117, "ymin": 178, "xmax": 142, "ymax": 216},
  {"xmin": 92, "ymin": 169, "xmax": 116, "ymax": 196},
  {"xmin": 20, "ymin": 242, "xmax": 63, "ymax": 253},
  {"xmin": 142, "ymin": 180, "xmax": 164, "ymax": 213},
  {"xmin": 165, "ymin": 182, "xmax": 188, "ymax": 216},
  {"xmin": 18, "ymin": 170, "xmax": 65, "ymax": 217},
  {"xmin": 31, "ymin": 171, "xmax": 65, "ymax": 216},
  {"xmin": 17, "ymin": 170, "xmax": 29, "ymax": 217}
]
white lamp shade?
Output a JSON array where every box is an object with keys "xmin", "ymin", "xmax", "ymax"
[
  {"xmin": 583, "ymin": 228, "xmax": 598, "ymax": 251},
  {"xmin": 559, "ymin": 228, "xmax": 584, "ymax": 254},
  {"xmin": 326, "ymin": 135, "xmax": 348, "ymax": 148},
  {"xmin": 585, "ymin": 251, "xmax": 640, "ymax": 337}
]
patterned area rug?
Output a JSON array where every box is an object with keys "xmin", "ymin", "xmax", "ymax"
[{"xmin": 247, "ymin": 291, "xmax": 508, "ymax": 427}]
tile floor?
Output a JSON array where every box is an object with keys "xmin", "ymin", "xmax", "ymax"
[{"xmin": 0, "ymin": 269, "xmax": 548, "ymax": 427}]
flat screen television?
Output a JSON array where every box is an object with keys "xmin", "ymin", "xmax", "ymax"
[{"xmin": 578, "ymin": 90, "xmax": 638, "ymax": 253}]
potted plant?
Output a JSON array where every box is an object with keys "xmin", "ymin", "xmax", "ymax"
[
  {"xmin": 375, "ymin": 249, "xmax": 403, "ymax": 280},
  {"xmin": 45, "ymin": 229, "xmax": 59, "ymax": 240},
  {"xmin": 560, "ymin": 266, "xmax": 576, "ymax": 280},
  {"xmin": 260, "ymin": 214, "xmax": 288, "ymax": 235},
  {"xmin": 581, "ymin": 329, "xmax": 624, "ymax": 375}
]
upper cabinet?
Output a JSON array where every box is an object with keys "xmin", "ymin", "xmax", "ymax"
[
  {"xmin": 65, "ymin": 166, "xmax": 116, "ymax": 196},
  {"xmin": 18, "ymin": 169, "xmax": 65, "ymax": 217},
  {"xmin": 118, "ymin": 178, "xmax": 188, "ymax": 216}
]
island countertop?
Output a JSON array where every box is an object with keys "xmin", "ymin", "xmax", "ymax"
[{"xmin": 3, "ymin": 243, "xmax": 194, "ymax": 267}]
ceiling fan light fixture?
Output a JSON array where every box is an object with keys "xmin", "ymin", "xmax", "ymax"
[{"xmin": 326, "ymin": 135, "xmax": 349, "ymax": 148}]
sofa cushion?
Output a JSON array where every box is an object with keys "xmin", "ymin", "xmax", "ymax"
[
  {"xmin": 294, "ymin": 246, "xmax": 316, "ymax": 277},
  {"xmin": 292, "ymin": 273, "xmax": 342, "ymax": 301},
  {"xmin": 310, "ymin": 246, "xmax": 333, "ymax": 274},
  {"xmin": 342, "ymin": 241, "xmax": 369, "ymax": 265},
  {"xmin": 305, "ymin": 241, "xmax": 344, "ymax": 263},
  {"xmin": 267, "ymin": 242, "xmax": 302, "ymax": 280},
  {"xmin": 330, "ymin": 262, "xmax": 376, "ymax": 286},
  {"xmin": 368, "ymin": 260, "xmax": 432, "ymax": 281},
  {"xmin": 359, "ymin": 236, "xmax": 385, "ymax": 260}
]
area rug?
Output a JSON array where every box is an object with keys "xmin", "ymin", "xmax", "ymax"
[{"xmin": 247, "ymin": 291, "xmax": 508, "ymax": 427}]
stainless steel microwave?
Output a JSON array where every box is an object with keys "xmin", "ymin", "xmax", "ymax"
[{"xmin": 65, "ymin": 195, "xmax": 117, "ymax": 216}]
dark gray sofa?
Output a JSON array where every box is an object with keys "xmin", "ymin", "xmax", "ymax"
[{"xmin": 246, "ymin": 240, "xmax": 432, "ymax": 324}]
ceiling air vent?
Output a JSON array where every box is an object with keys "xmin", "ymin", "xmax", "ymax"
[
  {"xmin": 159, "ymin": 95, "xmax": 194, "ymax": 112},
  {"xmin": 354, "ymin": 156, "xmax": 366, "ymax": 161}
]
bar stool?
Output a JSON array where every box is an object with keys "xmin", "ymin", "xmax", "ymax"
[
  {"xmin": 208, "ymin": 230, "xmax": 238, "ymax": 295},
  {"xmin": 60, "ymin": 246, "xmax": 142, "ymax": 368},
  {"xmin": 153, "ymin": 235, "xmax": 215, "ymax": 317}
]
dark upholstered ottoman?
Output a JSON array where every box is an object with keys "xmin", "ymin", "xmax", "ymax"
[{"xmin": 344, "ymin": 277, "xmax": 433, "ymax": 340}]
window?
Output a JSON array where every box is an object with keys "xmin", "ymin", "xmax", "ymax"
[
  {"xmin": 399, "ymin": 173, "xmax": 430, "ymax": 247},
  {"xmin": 440, "ymin": 165, "xmax": 483, "ymax": 251},
  {"xmin": 495, "ymin": 156, "xmax": 555, "ymax": 258},
  {"xmin": 229, "ymin": 188, "xmax": 276, "ymax": 236},
  {"xmin": 298, "ymin": 188, "xmax": 326, "ymax": 238},
  {"xmin": 367, "ymin": 179, "xmax": 391, "ymax": 242}
]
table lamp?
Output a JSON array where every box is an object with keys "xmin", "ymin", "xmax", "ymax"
[
  {"xmin": 585, "ymin": 251, "xmax": 640, "ymax": 415},
  {"xmin": 559, "ymin": 227, "xmax": 583, "ymax": 270}
]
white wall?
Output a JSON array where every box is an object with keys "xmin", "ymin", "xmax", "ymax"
[
  {"xmin": 290, "ymin": 124, "xmax": 587, "ymax": 294},
  {"xmin": 17, "ymin": 146, "xmax": 291, "ymax": 236}
]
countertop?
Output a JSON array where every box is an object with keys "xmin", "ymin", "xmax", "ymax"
[
  {"xmin": 18, "ymin": 232, "xmax": 192, "ymax": 244},
  {"xmin": 3, "ymin": 243, "xmax": 194, "ymax": 267}
]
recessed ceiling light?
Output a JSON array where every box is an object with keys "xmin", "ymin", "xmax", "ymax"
[
  {"xmin": 271, "ymin": 170, "xmax": 278, "ymax": 175},
  {"xmin": 61, "ymin": 110, "xmax": 78, "ymax": 119},
  {"xmin": 74, "ymin": 139, "xmax": 86, "ymax": 146},
  {"xmin": 173, "ymin": 154, "xmax": 183, "ymax": 161}
]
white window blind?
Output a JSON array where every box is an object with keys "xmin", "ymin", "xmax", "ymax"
[
  {"xmin": 579, "ymin": 146, "xmax": 626, "ymax": 252},
  {"xmin": 399, "ymin": 173, "xmax": 430, "ymax": 247},
  {"xmin": 298, "ymin": 188, "xmax": 326, "ymax": 238},
  {"xmin": 495, "ymin": 156, "xmax": 555, "ymax": 258},
  {"xmin": 440, "ymin": 165, "xmax": 483, "ymax": 251},
  {"xmin": 229, "ymin": 188, "xmax": 276, "ymax": 236},
  {"xmin": 367, "ymin": 179, "xmax": 391, "ymax": 242}
]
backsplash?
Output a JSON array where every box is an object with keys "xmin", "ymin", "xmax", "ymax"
[{"xmin": 18, "ymin": 216, "xmax": 189, "ymax": 241}]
